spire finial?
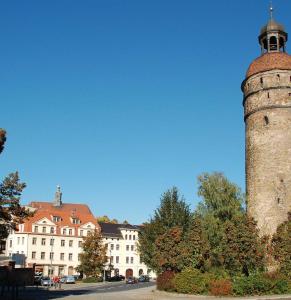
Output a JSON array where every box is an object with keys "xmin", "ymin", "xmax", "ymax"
[{"xmin": 269, "ymin": 1, "xmax": 274, "ymax": 20}]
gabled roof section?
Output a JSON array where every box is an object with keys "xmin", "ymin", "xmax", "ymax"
[
  {"xmin": 21, "ymin": 201, "xmax": 98, "ymax": 234},
  {"xmin": 99, "ymin": 222, "xmax": 140, "ymax": 238}
]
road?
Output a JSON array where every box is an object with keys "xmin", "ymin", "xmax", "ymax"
[
  {"xmin": 6, "ymin": 282, "xmax": 291, "ymax": 300},
  {"xmin": 14, "ymin": 281, "xmax": 156, "ymax": 300}
]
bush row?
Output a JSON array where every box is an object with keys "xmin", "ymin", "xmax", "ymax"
[{"xmin": 157, "ymin": 268, "xmax": 291, "ymax": 296}]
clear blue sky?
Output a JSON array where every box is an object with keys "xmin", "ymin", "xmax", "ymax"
[{"xmin": 1, "ymin": 0, "xmax": 290, "ymax": 224}]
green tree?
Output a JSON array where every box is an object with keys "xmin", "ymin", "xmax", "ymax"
[
  {"xmin": 77, "ymin": 229, "xmax": 107, "ymax": 277},
  {"xmin": 0, "ymin": 129, "xmax": 6, "ymax": 154},
  {"xmin": 138, "ymin": 187, "xmax": 191, "ymax": 272},
  {"xmin": 0, "ymin": 130, "xmax": 31, "ymax": 245},
  {"xmin": 197, "ymin": 172, "xmax": 244, "ymax": 221},
  {"xmin": 220, "ymin": 214, "xmax": 265, "ymax": 276},
  {"xmin": 96, "ymin": 215, "xmax": 118, "ymax": 224},
  {"xmin": 196, "ymin": 172, "xmax": 246, "ymax": 270},
  {"xmin": 272, "ymin": 212, "xmax": 291, "ymax": 277}
]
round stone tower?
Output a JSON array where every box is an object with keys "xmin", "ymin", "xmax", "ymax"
[{"xmin": 242, "ymin": 10, "xmax": 291, "ymax": 237}]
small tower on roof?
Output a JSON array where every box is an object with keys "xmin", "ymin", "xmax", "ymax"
[
  {"xmin": 53, "ymin": 185, "xmax": 62, "ymax": 207},
  {"xmin": 259, "ymin": 4, "xmax": 288, "ymax": 53}
]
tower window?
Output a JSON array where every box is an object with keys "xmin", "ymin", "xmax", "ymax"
[
  {"xmin": 277, "ymin": 74, "xmax": 280, "ymax": 82},
  {"xmin": 267, "ymin": 92, "xmax": 270, "ymax": 99},
  {"xmin": 260, "ymin": 77, "xmax": 264, "ymax": 86},
  {"xmin": 264, "ymin": 116, "xmax": 269, "ymax": 125},
  {"xmin": 277, "ymin": 198, "xmax": 280, "ymax": 204},
  {"xmin": 269, "ymin": 36, "xmax": 278, "ymax": 51}
]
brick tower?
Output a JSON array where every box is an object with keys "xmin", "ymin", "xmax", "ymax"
[{"xmin": 242, "ymin": 8, "xmax": 291, "ymax": 237}]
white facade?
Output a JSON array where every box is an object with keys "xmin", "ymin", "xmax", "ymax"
[
  {"xmin": 101, "ymin": 225, "xmax": 155, "ymax": 278},
  {"xmin": 6, "ymin": 217, "xmax": 96, "ymax": 276}
]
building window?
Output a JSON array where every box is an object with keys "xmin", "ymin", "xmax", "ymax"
[
  {"xmin": 60, "ymin": 253, "xmax": 64, "ymax": 260},
  {"xmin": 41, "ymin": 238, "xmax": 46, "ymax": 246},
  {"xmin": 126, "ymin": 245, "xmax": 129, "ymax": 251},
  {"xmin": 63, "ymin": 229, "xmax": 66, "ymax": 235},
  {"xmin": 69, "ymin": 229, "xmax": 72, "ymax": 235},
  {"xmin": 133, "ymin": 235, "xmax": 136, "ymax": 240},
  {"xmin": 9, "ymin": 240, "xmax": 12, "ymax": 247},
  {"xmin": 34, "ymin": 226, "xmax": 38, "ymax": 233},
  {"xmin": 32, "ymin": 252, "xmax": 36, "ymax": 259},
  {"xmin": 22, "ymin": 237, "xmax": 25, "ymax": 245},
  {"xmin": 126, "ymin": 257, "xmax": 129, "ymax": 264},
  {"xmin": 53, "ymin": 216, "xmax": 61, "ymax": 222},
  {"xmin": 17, "ymin": 237, "xmax": 20, "ymax": 245},
  {"xmin": 69, "ymin": 240, "xmax": 73, "ymax": 247},
  {"xmin": 69, "ymin": 253, "xmax": 73, "ymax": 261},
  {"xmin": 32, "ymin": 238, "xmax": 37, "ymax": 245},
  {"xmin": 116, "ymin": 244, "xmax": 120, "ymax": 251},
  {"xmin": 72, "ymin": 218, "xmax": 80, "ymax": 224},
  {"xmin": 264, "ymin": 116, "xmax": 269, "ymax": 125},
  {"xmin": 80, "ymin": 230, "xmax": 83, "ymax": 236},
  {"xmin": 42, "ymin": 227, "xmax": 46, "ymax": 233},
  {"xmin": 78, "ymin": 241, "xmax": 82, "ymax": 247},
  {"xmin": 130, "ymin": 257, "xmax": 134, "ymax": 264},
  {"xmin": 110, "ymin": 244, "xmax": 114, "ymax": 251},
  {"xmin": 129, "ymin": 235, "xmax": 132, "ymax": 240},
  {"xmin": 61, "ymin": 240, "xmax": 65, "ymax": 247},
  {"xmin": 116, "ymin": 256, "xmax": 119, "ymax": 264},
  {"xmin": 49, "ymin": 252, "xmax": 54, "ymax": 260},
  {"xmin": 125, "ymin": 234, "xmax": 127, "ymax": 240},
  {"xmin": 41, "ymin": 252, "xmax": 45, "ymax": 260},
  {"xmin": 50, "ymin": 227, "xmax": 54, "ymax": 234},
  {"xmin": 131, "ymin": 245, "xmax": 134, "ymax": 251},
  {"xmin": 110, "ymin": 256, "xmax": 113, "ymax": 264},
  {"xmin": 50, "ymin": 239, "xmax": 54, "ymax": 246}
]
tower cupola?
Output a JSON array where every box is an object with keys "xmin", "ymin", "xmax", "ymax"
[
  {"xmin": 258, "ymin": 5, "xmax": 288, "ymax": 54},
  {"xmin": 53, "ymin": 185, "xmax": 62, "ymax": 207}
]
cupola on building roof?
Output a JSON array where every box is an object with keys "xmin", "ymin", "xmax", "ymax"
[{"xmin": 245, "ymin": 5, "xmax": 291, "ymax": 79}]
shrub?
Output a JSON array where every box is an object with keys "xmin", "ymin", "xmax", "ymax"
[
  {"xmin": 232, "ymin": 273, "xmax": 291, "ymax": 296},
  {"xmin": 209, "ymin": 279, "xmax": 232, "ymax": 296},
  {"xmin": 156, "ymin": 270, "xmax": 176, "ymax": 291},
  {"xmin": 82, "ymin": 276, "xmax": 103, "ymax": 283},
  {"xmin": 174, "ymin": 268, "xmax": 213, "ymax": 294}
]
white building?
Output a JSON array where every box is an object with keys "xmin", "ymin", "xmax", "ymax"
[
  {"xmin": 99, "ymin": 222, "xmax": 155, "ymax": 278},
  {"xmin": 5, "ymin": 187, "xmax": 99, "ymax": 276}
]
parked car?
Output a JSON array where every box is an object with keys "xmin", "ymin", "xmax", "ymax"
[
  {"xmin": 34, "ymin": 275, "xmax": 42, "ymax": 285},
  {"xmin": 138, "ymin": 275, "xmax": 150, "ymax": 282},
  {"xmin": 60, "ymin": 276, "xmax": 67, "ymax": 283},
  {"xmin": 118, "ymin": 275, "xmax": 125, "ymax": 281},
  {"xmin": 65, "ymin": 276, "xmax": 76, "ymax": 284},
  {"xmin": 41, "ymin": 276, "xmax": 53, "ymax": 286},
  {"xmin": 126, "ymin": 276, "xmax": 138, "ymax": 284}
]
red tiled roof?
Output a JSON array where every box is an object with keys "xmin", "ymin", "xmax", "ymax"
[
  {"xmin": 246, "ymin": 52, "xmax": 291, "ymax": 78},
  {"xmin": 22, "ymin": 202, "xmax": 99, "ymax": 235}
]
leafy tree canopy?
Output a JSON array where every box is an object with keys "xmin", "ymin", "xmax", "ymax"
[
  {"xmin": 77, "ymin": 229, "xmax": 107, "ymax": 277},
  {"xmin": 96, "ymin": 215, "xmax": 118, "ymax": 224},
  {"xmin": 0, "ymin": 129, "xmax": 6, "ymax": 154},
  {"xmin": 197, "ymin": 172, "xmax": 244, "ymax": 221},
  {"xmin": 272, "ymin": 212, "xmax": 291, "ymax": 277},
  {"xmin": 138, "ymin": 187, "xmax": 192, "ymax": 272}
]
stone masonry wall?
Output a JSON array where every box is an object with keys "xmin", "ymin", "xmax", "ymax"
[{"xmin": 243, "ymin": 69, "xmax": 291, "ymax": 236}]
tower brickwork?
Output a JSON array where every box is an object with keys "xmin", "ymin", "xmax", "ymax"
[{"xmin": 242, "ymin": 12, "xmax": 291, "ymax": 236}]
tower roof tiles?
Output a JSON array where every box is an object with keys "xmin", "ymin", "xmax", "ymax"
[{"xmin": 246, "ymin": 52, "xmax": 291, "ymax": 78}]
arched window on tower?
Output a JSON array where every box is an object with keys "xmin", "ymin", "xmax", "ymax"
[
  {"xmin": 269, "ymin": 36, "xmax": 278, "ymax": 51},
  {"xmin": 279, "ymin": 37, "xmax": 285, "ymax": 52}
]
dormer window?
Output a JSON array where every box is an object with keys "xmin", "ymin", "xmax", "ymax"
[
  {"xmin": 71, "ymin": 218, "xmax": 81, "ymax": 224},
  {"xmin": 52, "ymin": 216, "xmax": 61, "ymax": 222}
]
